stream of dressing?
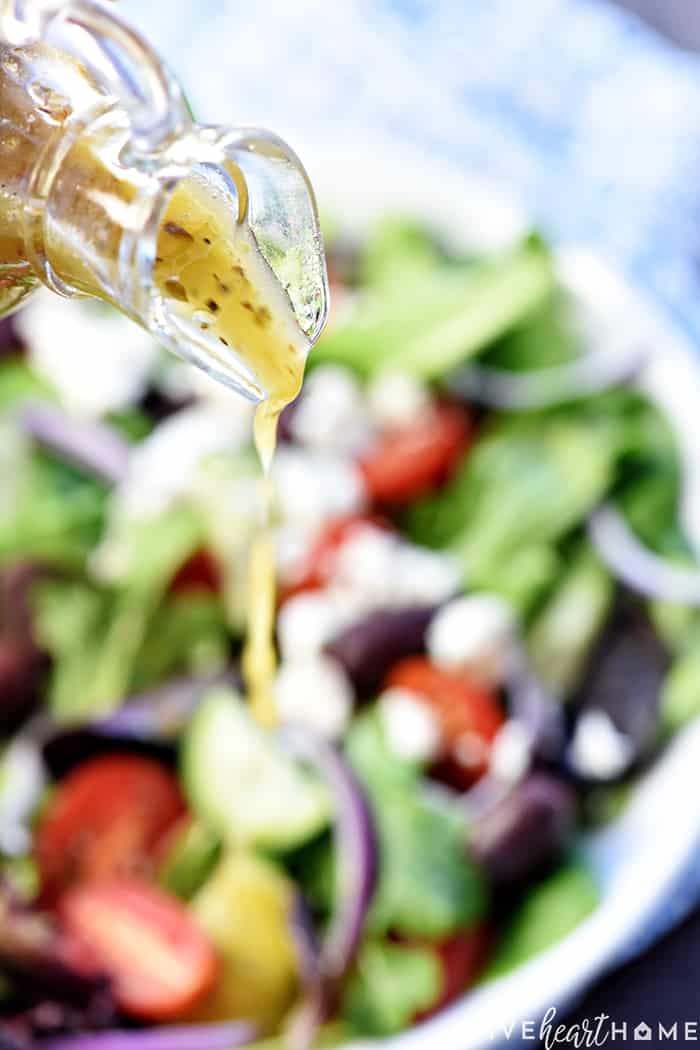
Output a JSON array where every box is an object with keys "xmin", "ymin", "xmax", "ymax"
[{"xmin": 154, "ymin": 176, "xmax": 309, "ymax": 726}]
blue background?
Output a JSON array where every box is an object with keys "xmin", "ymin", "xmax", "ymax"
[{"xmin": 123, "ymin": 0, "xmax": 700, "ymax": 344}]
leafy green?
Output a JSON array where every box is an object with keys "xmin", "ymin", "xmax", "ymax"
[
  {"xmin": 106, "ymin": 407, "xmax": 154, "ymax": 443},
  {"xmin": 158, "ymin": 819, "xmax": 221, "ymax": 899},
  {"xmin": 314, "ymin": 236, "xmax": 553, "ymax": 378},
  {"xmin": 481, "ymin": 289, "xmax": 580, "ymax": 372},
  {"xmin": 0, "ymin": 357, "xmax": 55, "ymax": 410},
  {"xmin": 360, "ymin": 216, "xmax": 448, "ymax": 292},
  {"xmin": 661, "ymin": 649, "xmax": 700, "ymax": 735},
  {"xmin": 0, "ymin": 433, "xmax": 107, "ymax": 569},
  {"xmin": 282, "ymin": 830, "xmax": 336, "ymax": 920},
  {"xmin": 342, "ymin": 940, "xmax": 441, "ymax": 1036},
  {"xmin": 476, "ymin": 543, "xmax": 561, "ymax": 620},
  {"xmin": 132, "ymin": 593, "xmax": 228, "ymax": 691},
  {"xmin": 648, "ymin": 599, "xmax": 700, "ymax": 655},
  {"xmin": 528, "ymin": 543, "xmax": 613, "ymax": 696},
  {"xmin": 33, "ymin": 508, "xmax": 203, "ymax": 720},
  {"xmin": 484, "ymin": 861, "xmax": 598, "ymax": 979},
  {"xmin": 407, "ymin": 411, "xmax": 618, "ymax": 589},
  {"xmin": 344, "ymin": 706, "xmax": 419, "ymax": 787},
  {"xmin": 346, "ymin": 711, "xmax": 486, "ymax": 938}
]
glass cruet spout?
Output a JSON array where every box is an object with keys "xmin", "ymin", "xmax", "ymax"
[{"xmin": 0, "ymin": 0, "xmax": 328, "ymax": 401}]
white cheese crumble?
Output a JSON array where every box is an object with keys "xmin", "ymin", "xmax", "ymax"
[
  {"xmin": 568, "ymin": 709, "xmax": 635, "ymax": 781},
  {"xmin": 366, "ymin": 369, "xmax": 430, "ymax": 430},
  {"xmin": 291, "ymin": 365, "xmax": 374, "ymax": 453},
  {"xmin": 392, "ymin": 543, "xmax": 461, "ymax": 606},
  {"xmin": 332, "ymin": 525, "xmax": 398, "ymax": 607},
  {"xmin": 272, "ymin": 447, "xmax": 367, "ymax": 526},
  {"xmin": 274, "ymin": 655, "xmax": 354, "ymax": 739},
  {"xmin": 114, "ymin": 403, "xmax": 253, "ymax": 520},
  {"xmin": 276, "ymin": 590, "xmax": 359, "ymax": 662},
  {"xmin": 0, "ymin": 737, "xmax": 46, "ymax": 856},
  {"xmin": 331, "ymin": 526, "xmax": 460, "ymax": 610},
  {"xmin": 426, "ymin": 593, "xmax": 516, "ymax": 687},
  {"xmin": 489, "ymin": 721, "xmax": 532, "ymax": 783},
  {"xmin": 17, "ymin": 292, "xmax": 158, "ymax": 418},
  {"xmin": 379, "ymin": 686, "xmax": 442, "ymax": 763}
]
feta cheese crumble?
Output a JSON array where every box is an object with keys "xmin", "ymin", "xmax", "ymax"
[{"xmin": 427, "ymin": 593, "xmax": 516, "ymax": 687}]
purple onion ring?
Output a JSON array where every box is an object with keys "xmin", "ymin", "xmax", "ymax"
[
  {"xmin": 20, "ymin": 402, "xmax": 131, "ymax": 485},
  {"xmin": 36, "ymin": 1021, "xmax": 256, "ymax": 1050}
]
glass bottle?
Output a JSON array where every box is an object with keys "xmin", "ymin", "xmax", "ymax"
[{"xmin": 0, "ymin": 0, "xmax": 328, "ymax": 401}]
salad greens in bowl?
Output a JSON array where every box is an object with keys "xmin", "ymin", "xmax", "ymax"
[{"xmin": 3, "ymin": 157, "xmax": 700, "ymax": 1050}]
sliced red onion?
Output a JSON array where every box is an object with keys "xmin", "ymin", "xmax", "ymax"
[
  {"xmin": 37, "ymin": 1021, "xmax": 256, "ymax": 1050},
  {"xmin": 280, "ymin": 725, "xmax": 377, "ymax": 970},
  {"xmin": 86, "ymin": 672, "xmax": 238, "ymax": 741},
  {"xmin": 279, "ymin": 727, "xmax": 377, "ymax": 1048},
  {"xmin": 20, "ymin": 403, "xmax": 131, "ymax": 485},
  {"xmin": 589, "ymin": 504, "xmax": 700, "ymax": 605},
  {"xmin": 449, "ymin": 343, "xmax": 647, "ymax": 410},
  {"xmin": 40, "ymin": 672, "xmax": 237, "ymax": 777},
  {"xmin": 281, "ymin": 727, "xmax": 377, "ymax": 979},
  {"xmin": 286, "ymin": 896, "xmax": 325, "ymax": 1050},
  {"xmin": 505, "ymin": 652, "xmax": 566, "ymax": 765}
]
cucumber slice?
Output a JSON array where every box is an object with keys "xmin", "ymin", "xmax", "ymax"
[{"xmin": 182, "ymin": 688, "xmax": 329, "ymax": 850}]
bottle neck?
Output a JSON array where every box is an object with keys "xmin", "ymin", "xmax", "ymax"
[
  {"xmin": 0, "ymin": 37, "xmax": 196, "ymax": 333},
  {"xmin": 39, "ymin": 108, "xmax": 167, "ymax": 314}
]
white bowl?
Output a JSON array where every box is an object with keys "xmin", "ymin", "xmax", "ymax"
[{"xmin": 307, "ymin": 139, "xmax": 700, "ymax": 1050}]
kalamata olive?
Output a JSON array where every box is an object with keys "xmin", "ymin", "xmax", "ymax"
[
  {"xmin": 0, "ymin": 638, "xmax": 46, "ymax": 735},
  {"xmin": 324, "ymin": 605, "xmax": 435, "ymax": 697},
  {"xmin": 0, "ymin": 315, "xmax": 22, "ymax": 356},
  {"xmin": 470, "ymin": 773, "xmax": 577, "ymax": 889},
  {"xmin": 0, "ymin": 564, "xmax": 37, "ymax": 635},
  {"xmin": 568, "ymin": 597, "xmax": 668, "ymax": 782}
]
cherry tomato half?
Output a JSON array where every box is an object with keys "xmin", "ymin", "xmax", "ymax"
[
  {"xmin": 358, "ymin": 404, "xmax": 470, "ymax": 506},
  {"xmin": 386, "ymin": 657, "xmax": 504, "ymax": 785},
  {"xmin": 59, "ymin": 879, "xmax": 218, "ymax": 1021},
  {"xmin": 36, "ymin": 755, "xmax": 186, "ymax": 902},
  {"xmin": 414, "ymin": 928, "xmax": 491, "ymax": 1022}
]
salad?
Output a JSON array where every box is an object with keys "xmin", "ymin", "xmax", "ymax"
[{"xmin": 1, "ymin": 215, "xmax": 699, "ymax": 1050}]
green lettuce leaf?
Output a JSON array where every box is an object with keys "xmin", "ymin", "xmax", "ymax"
[
  {"xmin": 528, "ymin": 542, "xmax": 613, "ymax": 696},
  {"xmin": 346, "ymin": 711, "xmax": 486, "ymax": 939},
  {"xmin": 484, "ymin": 861, "xmax": 598, "ymax": 979},
  {"xmin": 314, "ymin": 237, "xmax": 553, "ymax": 379},
  {"xmin": 33, "ymin": 507, "xmax": 203, "ymax": 721},
  {"xmin": 342, "ymin": 940, "xmax": 441, "ymax": 1036}
]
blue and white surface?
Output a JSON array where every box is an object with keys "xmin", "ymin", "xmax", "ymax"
[{"xmin": 124, "ymin": 0, "xmax": 700, "ymax": 340}]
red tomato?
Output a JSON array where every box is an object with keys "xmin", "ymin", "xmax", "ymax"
[
  {"xmin": 358, "ymin": 404, "xmax": 470, "ymax": 506},
  {"xmin": 59, "ymin": 879, "xmax": 218, "ymax": 1021},
  {"xmin": 279, "ymin": 513, "xmax": 391, "ymax": 603},
  {"xmin": 36, "ymin": 756, "xmax": 186, "ymax": 902},
  {"xmin": 386, "ymin": 657, "xmax": 504, "ymax": 785},
  {"xmin": 414, "ymin": 928, "xmax": 491, "ymax": 1021},
  {"xmin": 170, "ymin": 548, "xmax": 221, "ymax": 595}
]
